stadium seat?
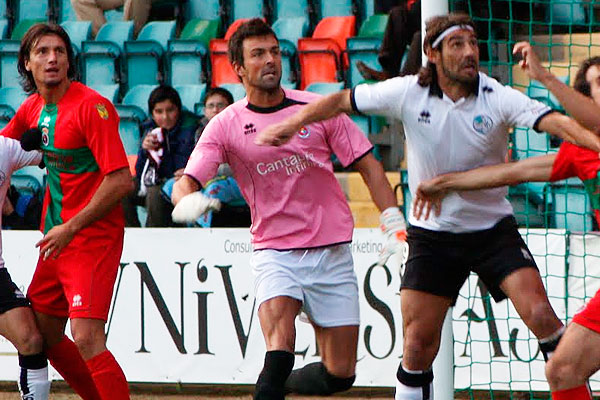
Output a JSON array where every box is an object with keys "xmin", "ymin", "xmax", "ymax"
[
  {"xmin": 82, "ymin": 21, "xmax": 134, "ymax": 86},
  {"xmin": 317, "ymin": 0, "xmax": 353, "ymax": 19},
  {"xmin": 272, "ymin": 16, "xmax": 308, "ymax": 45},
  {"xmin": 0, "ymin": 87, "xmax": 28, "ymax": 127},
  {"xmin": 57, "ymin": 0, "xmax": 78, "ymax": 23},
  {"xmin": 305, "ymin": 81, "xmax": 345, "ymax": 94},
  {"xmin": 219, "ymin": 83, "xmax": 245, "ymax": 102},
  {"xmin": 0, "ymin": 1, "xmax": 6, "ymax": 20},
  {"xmin": 358, "ymin": 14, "xmax": 388, "ymax": 38},
  {"xmin": 209, "ymin": 39, "xmax": 239, "ymax": 87},
  {"xmin": 360, "ymin": 0, "xmax": 375, "ymax": 24},
  {"xmin": 90, "ymin": 84, "xmax": 120, "ymax": 103},
  {"xmin": 179, "ymin": 18, "xmax": 221, "ymax": 48},
  {"xmin": 514, "ymin": 127, "xmax": 555, "ymax": 160},
  {"xmin": 0, "ymin": 41, "xmax": 21, "ymax": 87},
  {"xmin": 185, "ymin": 0, "xmax": 221, "ymax": 21},
  {"xmin": 399, "ymin": 169, "xmax": 411, "ymax": 219},
  {"xmin": 225, "ymin": 18, "xmax": 251, "ymax": 40},
  {"xmin": 546, "ymin": 0, "xmax": 587, "ymax": 25},
  {"xmin": 11, "ymin": 19, "xmax": 46, "ymax": 40},
  {"xmin": 546, "ymin": 180, "xmax": 594, "ymax": 231},
  {"xmin": 298, "ymin": 38, "xmax": 342, "ymax": 89},
  {"xmin": 175, "ymin": 84, "xmax": 207, "ymax": 112},
  {"xmin": 228, "ymin": 0, "xmax": 264, "ymax": 25},
  {"xmin": 122, "ymin": 84, "xmax": 158, "ymax": 116},
  {"xmin": 347, "ymin": 37, "xmax": 381, "ymax": 88},
  {"xmin": 508, "ymin": 184, "xmax": 545, "ymax": 228},
  {"xmin": 312, "ymin": 15, "xmax": 355, "ymax": 57},
  {"xmin": 115, "ymin": 104, "xmax": 146, "ymax": 155},
  {"xmin": 166, "ymin": 19, "xmax": 221, "ymax": 86},
  {"xmin": 15, "ymin": 0, "xmax": 48, "ymax": 23},
  {"xmin": 272, "ymin": 0, "xmax": 310, "ymax": 21},
  {"xmin": 526, "ymin": 77, "xmax": 569, "ymax": 110},
  {"xmin": 61, "ymin": 20, "xmax": 93, "ymax": 56},
  {"xmin": 11, "ymin": 167, "xmax": 45, "ymax": 199},
  {"xmin": 0, "ymin": 19, "xmax": 8, "ymax": 39},
  {"xmin": 124, "ymin": 21, "xmax": 177, "ymax": 89}
]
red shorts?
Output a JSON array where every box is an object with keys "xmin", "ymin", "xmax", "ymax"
[
  {"xmin": 27, "ymin": 230, "xmax": 124, "ymax": 320},
  {"xmin": 572, "ymin": 288, "xmax": 600, "ymax": 334}
]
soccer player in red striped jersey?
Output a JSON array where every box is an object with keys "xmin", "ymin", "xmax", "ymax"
[
  {"xmin": 413, "ymin": 53, "xmax": 600, "ymax": 400},
  {"xmin": 1, "ymin": 24, "xmax": 133, "ymax": 400}
]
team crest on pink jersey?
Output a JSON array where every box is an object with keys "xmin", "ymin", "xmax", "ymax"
[{"xmin": 298, "ymin": 127, "xmax": 310, "ymax": 139}]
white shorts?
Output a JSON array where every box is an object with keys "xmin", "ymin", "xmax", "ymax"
[{"xmin": 251, "ymin": 243, "xmax": 360, "ymax": 328}]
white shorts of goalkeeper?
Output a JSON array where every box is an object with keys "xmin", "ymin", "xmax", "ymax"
[{"xmin": 250, "ymin": 243, "xmax": 360, "ymax": 328}]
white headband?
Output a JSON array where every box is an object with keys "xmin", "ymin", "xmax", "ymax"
[{"xmin": 431, "ymin": 24, "xmax": 474, "ymax": 49}]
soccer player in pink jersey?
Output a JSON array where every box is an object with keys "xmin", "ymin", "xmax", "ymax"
[
  {"xmin": 1, "ymin": 24, "xmax": 133, "ymax": 400},
  {"xmin": 172, "ymin": 18, "xmax": 407, "ymax": 399}
]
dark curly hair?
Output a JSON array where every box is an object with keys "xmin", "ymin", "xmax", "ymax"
[
  {"xmin": 228, "ymin": 18, "xmax": 277, "ymax": 69},
  {"xmin": 573, "ymin": 56, "xmax": 600, "ymax": 97},
  {"xmin": 417, "ymin": 13, "xmax": 476, "ymax": 88}
]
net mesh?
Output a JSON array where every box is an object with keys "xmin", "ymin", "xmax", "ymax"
[{"xmin": 445, "ymin": 1, "xmax": 600, "ymax": 398}]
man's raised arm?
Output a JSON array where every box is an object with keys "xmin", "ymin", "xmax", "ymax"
[{"xmin": 255, "ymin": 90, "xmax": 353, "ymax": 146}]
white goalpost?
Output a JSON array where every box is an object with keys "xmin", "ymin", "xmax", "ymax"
[{"xmin": 420, "ymin": 1, "xmax": 454, "ymax": 400}]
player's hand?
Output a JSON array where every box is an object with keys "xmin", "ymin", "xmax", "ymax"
[
  {"xmin": 36, "ymin": 224, "xmax": 76, "ymax": 260},
  {"xmin": 413, "ymin": 178, "xmax": 447, "ymax": 220},
  {"xmin": 254, "ymin": 120, "xmax": 300, "ymax": 146},
  {"xmin": 378, "ymin": 207, "xmax": 409, "ymax": 267},
  {"xmin": 172, "ymin": 191, "xmax": 221, "ymax": 223},
  {"xmin": 513, "ymin": 41, "xmax": 548, "ymax": 82}
]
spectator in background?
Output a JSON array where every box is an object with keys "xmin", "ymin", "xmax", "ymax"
[
  {"xmin": 195, "ymin": 87, "xmax": 235, "ymax": 143},
  {"xmin": 70, "ymin": 0, "xmax": 159, "ymax": 37},
  {"xmin": 357, "ymin": 0, "xmax": 422, "ymax": 81},
  {"xmin": 122, "ymin": 85, "xmax": 197, "ymax": 227},
  {"xmin": 163, "ymin": 86, "xmax": 251, "ymax": 227}
]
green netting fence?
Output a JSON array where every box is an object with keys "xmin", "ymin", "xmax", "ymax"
[{"xmin": 443, "ymin": 1, "xmax": 600, "ymax": 398}]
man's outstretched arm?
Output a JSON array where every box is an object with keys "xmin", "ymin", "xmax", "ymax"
[
  {"xmin": 413, "ymin": 154, "xmax": 556, "ymax": 220},
  {"xmin": 256, "ymin": 90, "xmax": 353, "ymax": 146}
]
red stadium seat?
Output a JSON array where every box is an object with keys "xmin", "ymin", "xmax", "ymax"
[
  {"xmin": 312, "ymin": 16, "xmax": 356, "ymax": 68},
  {"xmin": 225, "ymin": 18, "xmax": 250, "ymax": 39},
  {"xmin": 298, "ymin": 38, "xmax": 341, "ymax": 89}
]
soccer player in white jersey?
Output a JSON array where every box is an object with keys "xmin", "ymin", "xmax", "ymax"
[
  {"xmin": 171, "ymin": 19, "xmax": 407, "ymax": 399},
  {"xmin": 0, "ymin": 136, "xmax": 50, "ymax": 400},
  {"xmin": 256, "ymin": 13, "xmax": 600, "ymax": 400}
]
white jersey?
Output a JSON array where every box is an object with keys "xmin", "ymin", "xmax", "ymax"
[
  {"xmin": 0, "ymin": 136, "xmax": 43, "ymax": 268},
  {"xmin": 353, "ymin": 73, "xmax": 552, "ymax": 232}
]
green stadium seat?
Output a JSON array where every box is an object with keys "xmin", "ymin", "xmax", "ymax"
[
  {"xmin": 90, "ymin": 84, "xmax": 120, "ymax": 103},
  {"xmin": 546, "ymin": 180, "xmax": 594, "ymax": 231},
  {"xmin": 124, "ymin": 21, "xmax": 177, "ymax": 89},
  {"xmin": 0, "ymin": 1, "xmax": 6, "ymax": 20},
  {"xmin": 179, "ymin": 18, "xmax": 221, "ymax": 48},
  {"xmin": 0, "ymin": 87, "xmax": 28, "ymax": 112},
  {"xmin": 15, "ymin": 0, "xmax": 48, "ymax": 23},
  {"xmin": 11, "ymin": 19, "xmax": 46, "ymax": 40},
  {"xmin": 358, "ymin": 14, "xmax": 388, "ymax": 38},
  {"xmin": 272, "ymin": 17, "xmax": 308, "ymax": 89},
  {"xmin": 57, "ymin": 0, "xmax": 78, "ymax": 23},
  {"xmin": 115, "ymin": 105, "xmax": 146, "ymax": 155},
  {"xmin": 0, "ymin": 40, "xmax": 21, "ymax": 87},
  {"xmin": 185, "ymin": 0, "xmax": 221, "ymax": 21},
  {"xmin": 526, "ymin": 77, "xmax": 569, "ymax": 110},
  {"xmin": 360, "ymin": 0, "xmax": 375, "ymax": 24},
  {"xmin": 174, "ymin": 84, "xmax": 207, "ymax": 112},
  {"xmin": 82, "ymin": 21, "xmax": 134, "ymax": 85}
]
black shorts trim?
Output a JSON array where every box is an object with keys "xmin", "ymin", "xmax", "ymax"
[
  {"xmin": 0, "ymin": 269, "xmax": 30, "ymax": 314},
  {"xmin": 401, "ymin": 216, "xmax": 538, "ymax": 304}
]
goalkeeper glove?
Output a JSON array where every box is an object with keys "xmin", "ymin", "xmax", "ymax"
[
  {"xmin": 378, "ymin": 206, "xmax": 409, "ymax": 267},
  {"xmin": 172, "ymin": 191, "xmax": 221, "ymax": 223}
]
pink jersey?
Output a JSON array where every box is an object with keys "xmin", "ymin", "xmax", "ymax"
[{"xmin": 185, "ymin": 88, "xmax": 373, "ymax": 250}]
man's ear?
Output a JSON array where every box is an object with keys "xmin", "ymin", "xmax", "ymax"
[
  {"xmin": 233, "ymin": 62, "xmax": 245, "ymax": 80},
  {"xmin": 426, "ymin": 46, "xmax": 439, "ymax": 65}
]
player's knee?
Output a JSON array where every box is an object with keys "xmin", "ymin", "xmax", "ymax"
[
  {"xmin": 14, "ymin": 330, "xmax": 44, "ymax": 355},
  {"xmin": 71, "ymin": 327, "xmax": 106, "ymax": 359},
  {"xmin": 403, "ymin": 328, "xmax": 439, "ymax": 362},
  {"xmin": 545, "ymin": 357, "xmax": 586, "ymax": 388}
]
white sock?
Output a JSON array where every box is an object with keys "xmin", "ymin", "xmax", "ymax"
[
  {"xmin": 18, "ymin": 366, "xmax": 50, "ymax": 400},
  {"xmin": 395, "ymin": 365, "xmax": 433, "ymax": 400}
]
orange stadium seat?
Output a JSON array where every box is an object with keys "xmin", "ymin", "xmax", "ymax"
[
  {"xmin": 297, "ymin": 38, "xmax": 341, "ymax": 89},
  {"xmin": 312, "ymin": 15, "xmax": 356, "ymax": 67},
  {"xmin": 209, "ymin": 19, "xmax": 254, "ymax": 87}
]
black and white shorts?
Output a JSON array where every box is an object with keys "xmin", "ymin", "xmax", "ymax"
[
  {"xmin": 0, "ymin": 268, "xmax": 30, "ymax": 314},
  {"xmin": 401, "ymin": 216, "xmax": 537, "ymax": 304}
]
